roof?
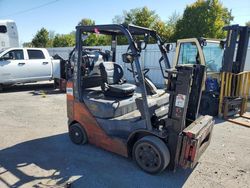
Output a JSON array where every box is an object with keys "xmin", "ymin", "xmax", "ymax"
[
  {"xmin": 0, "ymin": 20, "xmax": 15, "ymax": 24},
  {"xmin": 76, "ymin": 24, "xmax": 156, "ymax": 36},
  {"xmin": 0, "ymin": 47, "xmax": 48, "ymax": 55}
]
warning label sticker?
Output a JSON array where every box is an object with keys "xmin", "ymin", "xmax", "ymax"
[
  {"xmin": 66, "ymin": 88, "xmax": 73, "ymax": 95},
  {"xmin": 175, "ymin": 94, "xmax": 186, "ymax": 108}
]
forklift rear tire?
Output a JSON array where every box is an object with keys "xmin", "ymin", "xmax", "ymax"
[
  {"xmin": 69, "ymin": 123, "xmax": 88, "ymax": 145},
  {"xmin": 133, "ymin": 135, "xmax": 170, "ymax": 174}
]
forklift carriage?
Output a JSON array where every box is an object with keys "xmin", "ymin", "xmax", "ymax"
[{"xmin": 66, "ymin": 24, "xmax": 214, "ymax": 174}]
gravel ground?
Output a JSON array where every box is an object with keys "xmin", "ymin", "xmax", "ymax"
[{"xmin": 0, "ymin": 83, "xmax": 250, "ymax": 188}]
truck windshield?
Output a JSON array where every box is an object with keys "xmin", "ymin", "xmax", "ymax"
[{"xmin": 203, "ymin": 42, "xmax": 224, "ymax": 72}]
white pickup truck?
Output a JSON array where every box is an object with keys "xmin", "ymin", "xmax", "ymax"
[{"xmin": 0, "ymin": 47, "xmax": 61, "ymax": 90}]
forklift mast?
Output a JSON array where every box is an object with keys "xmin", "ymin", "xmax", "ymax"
[
  {"xmin": 222, "ymin": 25, "xmax": 250, "ymax": 73},
  {"xmin": 165, "ymin": 64, "xmax": 211, "ymax": 170},
  {"xmin": 218, "ymin": 25, "xmax": 250, "ymax": 119}
]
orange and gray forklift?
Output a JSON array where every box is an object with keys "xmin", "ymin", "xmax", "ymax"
[
  {"xmin": 173, "ymin": 25, "xmax": 250, "ymax": 126},
  {"xmin": 66, "ymin": 24, "xmax": 214, "ymax": 174}
]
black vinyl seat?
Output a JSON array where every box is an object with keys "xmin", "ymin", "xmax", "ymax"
[{"xmin": 99, "ymin": 62, "xmax": 136, "ymax": 98}]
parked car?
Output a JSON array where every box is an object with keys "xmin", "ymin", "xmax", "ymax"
[{"xmin": 0, "ymin": 47, "xmax": 61, "ymax": 90}]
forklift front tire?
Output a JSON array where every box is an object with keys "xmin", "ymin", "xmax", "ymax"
[
  {"xmin": 133, "ymin": 135, "xmax": 170, "ymax": 174},
  {"xmin": 69, "ymin": 123, "xmax": 88, "ymax": 145}
]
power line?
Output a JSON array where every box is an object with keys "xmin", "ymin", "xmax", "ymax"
[{"xmin": 1, "ymin": 0, "xmax": 60, "ymax": 17}]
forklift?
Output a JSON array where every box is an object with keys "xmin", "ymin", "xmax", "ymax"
[
  {"xmin": 173, "ymin": 25, "xmax": 250, "ymax": 126},
  {"xmin": 66, "ymin": 24, "xmax": 214, "ymax": 174}
]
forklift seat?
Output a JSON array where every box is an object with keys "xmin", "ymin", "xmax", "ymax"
[{"xmin": 99, "ymin": 62, "xmax": 136, "ymax": 98}]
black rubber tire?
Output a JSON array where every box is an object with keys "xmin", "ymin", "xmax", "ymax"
[
  {"xmin": 69, "ymin": 123, "xmax": 88, "ymax": 145},
  {"xmin": 199, "ymin": 92, "xmax": 219, "ymax": 116},
  {"xmin": 133, "ymin": 135, "xmax": 170, "ymax": 174},
  {"xmin": 54, "ymin": 78, "xmax": 59, "ymax": 89}
]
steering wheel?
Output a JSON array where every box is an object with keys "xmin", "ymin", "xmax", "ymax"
[
  {"xmin": 99, "ymin": 50, "xmax": 111, "ymax": 61},
  {"xmin": 143, "ymin": 68, "xmax": 150, "ymax": 75},
  {"xmin": 206, "ymin": 60, "xmax": 217, "ymax": 71},
  {"xmin": 206, "ymin": 60, "xmax": 215, "ymax": 63},
  {"xmin": 81, "ymin": 51, "xmax": 95, "ymax": 73}
]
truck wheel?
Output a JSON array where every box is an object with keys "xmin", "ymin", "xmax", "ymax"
[
  {"xmin": 133, "ymin": 136, "xmax": 170, "ymax": 174},
  {"xmin": 0, "ymin": 84, "xmax": 3, "ymax": 92},
  {"xmin": 200, "ymin": 92, "xmax": 218, "ymax": 116},
  {"xmin": 54, "ymin": 78, "xmax": 59, "ymax": 89},
  {"xmin": 69, "ymin": 123, "xmax": 88, "ymax": 145}
]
